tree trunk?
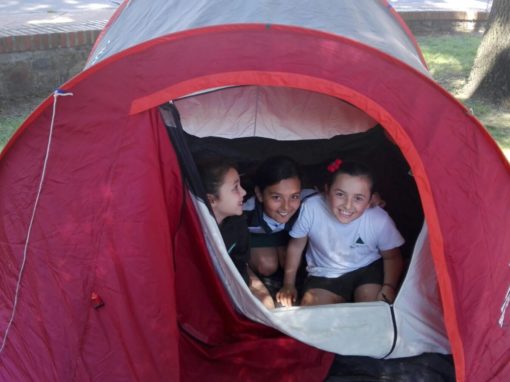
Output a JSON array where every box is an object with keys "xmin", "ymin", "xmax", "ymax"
[{"xmin": 462, "ymin": 0, "xmax": 510, "ymax": 105}]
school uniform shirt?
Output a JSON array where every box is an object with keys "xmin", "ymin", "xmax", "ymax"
[
  {"xmin": 243, "ymin": 189, "xmax": 317, "ymax": 248},
  {"xmin": 243, "ymin": 199, "xmax": 292, "ymax": 248},
  {"xmin": 219, "ymin": 215, "xmax": 250, "ymax": 284},
  {"xmin": 289, "ymin": 194, "xmax": 404, "ymax": 278}
]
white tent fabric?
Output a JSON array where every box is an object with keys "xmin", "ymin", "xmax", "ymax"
[
  {"xmin": 393, "ymin": 225, "xmax": 452, "ymax": 357},
  {"xmin": 87, "ymin": 0, "xmax": 428, "ymax": 76},
  {"xmin": 175, "ymin": 86, "xmax": 378, "ymax": 139}
]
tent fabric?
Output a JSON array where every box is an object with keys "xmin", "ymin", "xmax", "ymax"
[
  {"xmin": 87, "ymin": 0, "xmax": 427, "ymax": 74},
  {"xmin": 0, "ymin": 0, "xmax": 509, "ymax": 381},
  {"xmin": 0, "ymin": 106, "xmax": 333, "ymax": 381},
  {"xmin": 0, "ymin": 108, "xmax": 183, "ymax": 380},
  {"xmin": 175, "ymin": 86, "xmax": 378, "ymax": 139}
]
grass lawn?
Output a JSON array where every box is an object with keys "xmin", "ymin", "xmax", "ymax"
[
  {"xmin": 0, "ymin": 97, "xmax": 42, "ymax": 152},
  {"xmin": 417, "ymin": 33, "xmax": 510, "ymax": 159},
  {"xmin": 1, "ymin": 33, "xmax": 509, "ymax": 160},
  {"xmin": 0, "ymin": 118, "xmax": 19, "ymax": 150}
]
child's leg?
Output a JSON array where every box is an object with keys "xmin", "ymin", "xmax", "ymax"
[
  {"xmin": 353, "ymin": 259, "xmax": 384, "ymax": 302},
  {"xmin": 249, "ymin": 247, "xmax": 279, "ymax": 276},
  {"xmin": 301, "ymin": 288, "xmax": 345, "ymax": 306},
  {"xmin": 301, "ymin": 275, "xmax": 352, "ymax": 305},
  {"xmin": 354, "ymin": 283, "xmax": 381, "ymax": 302},
  {"xmin": 277, "ymin": 246, "xmax": 286, "ymax": 269},
  {"xmin": 247, "ymin": 267, "xmax": 275, "ymax": 309}
]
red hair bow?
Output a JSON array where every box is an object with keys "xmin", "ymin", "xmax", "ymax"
[{"xmin": 327, "ymin": 159, "xmax": 342, "ymax": 173}]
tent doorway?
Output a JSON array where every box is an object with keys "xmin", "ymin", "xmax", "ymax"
[{"xmin": 159, "ymin": 85, "xmax": 449, "ymax": 359}]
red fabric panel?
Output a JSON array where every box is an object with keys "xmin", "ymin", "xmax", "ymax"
[
  {"xmin": 179, "ymin": 330, "xmax": 333, "ymax": 382},
  {"xmin": 0, "ymin": 100, "xmax": 333, "ymax": 380},
  {"xmin": 0, "ymin": 107, "xmax": 182, "ymax": 380},
  {"xmin": 73, "ymin": 110, "xmax": 183, "ymax": 380}
]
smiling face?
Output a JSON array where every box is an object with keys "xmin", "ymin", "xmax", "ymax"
[
  {"xmin": 209, "ymin": 167, "xmax": 246, "ymax": 224},
  {"xmin": 256, "ymin": 177, "xmax": 301, "ymax": 224},
  {"xmin": 325, "ymin": 173, "xmax": 373, "ymax": 224}
]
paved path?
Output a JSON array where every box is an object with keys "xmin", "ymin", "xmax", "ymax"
[
  {"xmin": 0, "ymin": 0, "xmax": 117, "ymax": 37},
  {"xmin": 0, "ymin": 0, "xmax": 493, "ymax": 37},
  {"xmin": 389, "ymin": 0, "xmax": 491, "ymax": 12}
]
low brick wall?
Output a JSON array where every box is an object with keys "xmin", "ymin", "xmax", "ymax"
[
  {"xmin": 0, "ymin": 12, "xmax": 488, "ymax": 108},
  {"xmin": 402, "ymin": 11, "xmax": 488, "ymax": 34},
  {"xmin": 0, "ymin": 30, "xmax": 100, "ymax": 105}
]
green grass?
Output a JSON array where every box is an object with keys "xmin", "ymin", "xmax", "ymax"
[
  {"xmin": 417, "ymin": 34, "xmax": 482, "ymax": 94},
  {"xmin": 0, "ymin": 98, "xmax": 40, "ymax": 152},
  {"xmin": 0, "ymin": 116, "xmax": 24, "ymax": 152},
  {"xmin": 417, "ymin": 33, "xmax": 510, "ymax": 157}
]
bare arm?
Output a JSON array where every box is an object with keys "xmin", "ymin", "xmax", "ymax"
[
  {"xmin": 276, "ymin": 236, "xmax": 308, "ymax": 307},
  {"xmin": 377, "ymin": 247, "xmax": 403, "ymax": 303}
]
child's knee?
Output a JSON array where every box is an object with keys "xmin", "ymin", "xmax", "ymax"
[
  {"xmin": 300, "ymin": 291, "xmax": 316, "ymax": 306},
  {"xmin": 250, "ymin": 255, "xmax": 279, "ymax": 276},
  {"xmin": 301, "ymin": 289, "xmax": 344, "ymax": 306},
  {"xmin": 354, "ymin": 284, "xmax": 380, "ymax": 302}
]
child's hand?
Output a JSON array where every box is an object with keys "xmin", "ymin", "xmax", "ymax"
[
  {"xmin": 377, "ymin": 284, "xmax": 396, "ymax": 303},
  {"xmin": 276, "ymin": 285, "xmax": 298, "ymax": 307}
]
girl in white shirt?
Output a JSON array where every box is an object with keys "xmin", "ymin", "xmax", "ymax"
[{"xmin": 276, "ymin": 159, "xmax": 404, "ymax": 307}]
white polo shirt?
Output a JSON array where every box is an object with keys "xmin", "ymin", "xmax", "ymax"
[{"xmin": 290, "ymin": 194, "xmax": 404, "ymax": 278}]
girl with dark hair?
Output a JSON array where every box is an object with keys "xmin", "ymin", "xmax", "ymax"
[
  {"xmin": 197, "ymin": 156, "xmax": 275, "ymax": 308},
  {"xmin": 242, "ymin": 156, "xmax": 319, "ymax": 302},
  {"xmin": 245, "ymin": 156, "xmax": 303, "ymax": 275},
  {"xmin": 276, "ymin": 159, "xmax": 404, "ymax": 307}
]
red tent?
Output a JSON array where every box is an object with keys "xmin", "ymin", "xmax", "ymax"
[{"xmin": 1, "ymin": 1, "xmax": 509, "ymax": 381}]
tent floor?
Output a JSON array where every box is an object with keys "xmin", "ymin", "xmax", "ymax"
[{"xmin": 325, "ymin": 353, "xmax": 455, "ymax": 382}]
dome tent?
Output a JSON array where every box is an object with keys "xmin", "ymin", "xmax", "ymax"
[{"xmin": 0, "ymin": 0, "xmax": 509, "ymax": 381}]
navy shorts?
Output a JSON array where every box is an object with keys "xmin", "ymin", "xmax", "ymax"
[{"xmin": 303, "ymin": 258, "xmax": 383, "ymax": 301}]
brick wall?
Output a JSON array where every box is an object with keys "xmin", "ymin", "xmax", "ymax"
[
  {"xmin": 0, "ymin": 30, "xmax": 101, "ymax": 104},
  {"xmin": 0, "ymin": 12, "xmax": 488, "ymax": 107},
  {"xmin": 0, "ymin": 30, "xmax": 100, "ymax": 54},
  {"xmin": 401, "ymin": 11, "xmax": 488, "ymax": 34}
]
